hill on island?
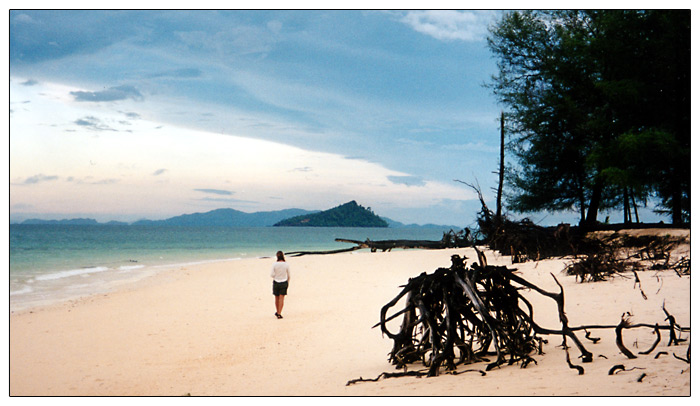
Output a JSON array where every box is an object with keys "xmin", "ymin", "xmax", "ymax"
[{"xmin": 274, "ymin": 201, "xmax": 388, "ymax": 227}]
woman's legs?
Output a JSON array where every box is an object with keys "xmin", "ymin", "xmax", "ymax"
[{"xmin": 275, "ymin": 295, "xmax": 285, "ymax": 316}]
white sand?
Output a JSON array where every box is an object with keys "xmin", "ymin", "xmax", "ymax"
[{"xmin": 9, "ymin": 236, "xmax": 691, "ymax": 396}]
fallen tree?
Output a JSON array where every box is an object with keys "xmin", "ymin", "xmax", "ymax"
[
  {"xmin": 286, "ymin": 229, "xmax": 471, "ymax": 256},
  {"xmin": 335, "ymin": 238, "xmax": 446, "ymax": 251},
  {"xmin": 459, "ymin": 179, "xmax": 592, "ymax": 261},
  {"xmin": 460, "ymin": 180, "xmax": 689, "ymax": 281},
  {"xmin": 285, "ymin": 246, "xmax": 361, "ymax": 257},
  {"xmin": 335, "ymin": 229, "xmax": 470, "ymax": 253}
]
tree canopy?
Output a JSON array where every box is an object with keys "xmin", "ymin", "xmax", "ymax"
[{"xmin": 487, "ymin": 10, "xmax": 690, "ymax": 226}]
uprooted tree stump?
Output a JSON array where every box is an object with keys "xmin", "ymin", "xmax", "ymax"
[
  {"xmin": 348, "ymin": 253, "xmax": 690, "ymax": 384},
  {"xmin": 374, "ymin": 254, "xmax": 592, "ymax": 377},
  {"xmin": 458, "ymin": 179, "xmax": 598, "ymax": 262},
  {"xmin": 347, "ymin": 180, "xmax": 690, "ymax": 385}
]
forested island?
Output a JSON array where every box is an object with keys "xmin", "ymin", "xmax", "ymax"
[{"xmin": 274, "ymin": 201, "xmax": 389, "ymax": 227}]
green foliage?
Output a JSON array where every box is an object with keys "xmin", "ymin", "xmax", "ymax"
[
  {"xmin": 488, "ymin": 10, "xmax": 690, "ymax": 225},
  {"xmin": 274, "ymin": 201, "xmax": 389, "ymax": 227}
]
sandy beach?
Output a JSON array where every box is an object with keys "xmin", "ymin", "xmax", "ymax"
[{"xmin": 9, "ymin": 234, "xmax": 691, "ymax": 396}]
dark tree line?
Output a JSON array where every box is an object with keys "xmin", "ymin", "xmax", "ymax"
[{"xmin": 487, "ymin": 10, "xmax": 690, "ymax": 227}]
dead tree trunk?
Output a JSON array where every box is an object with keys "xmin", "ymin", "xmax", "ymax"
[{"xmin": 496, "ymin": 111, "xmax": 505, "ymax": 222}]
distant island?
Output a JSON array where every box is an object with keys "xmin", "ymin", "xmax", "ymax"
[
  {"xmin": 274, "ymin": 201, "xmax": 388, "ymax": 227},
  {"xmin": 15, "ymin": 201, "xmax": 461, "ymax": 229},
  {"xmin": 19, "ymin": 218, "xmax": 129, "ymax": 226}
]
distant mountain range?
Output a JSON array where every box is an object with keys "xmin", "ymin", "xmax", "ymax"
[
  {"xmin": 274, "ymin": 201, "xmax": 388, "ymax": 227},
  {"xmin": 16, "ymin": 202, "xmax": 462, "ymax": 229},
  {"xmin": 131, "ymin": 207, "xmax": 316, "ymax": 227},
  {"xmin": 20, "ymin": 218, "xmax": 125, "ymax": 226}
]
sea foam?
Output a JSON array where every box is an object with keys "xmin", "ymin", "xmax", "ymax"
[
  {"xmin": 10, "ymin": 286, "xmax": 33, "ymax": 296},
  {"xmin": 34, "ymin": 266, "xmax": 110, "ymax": 281}
]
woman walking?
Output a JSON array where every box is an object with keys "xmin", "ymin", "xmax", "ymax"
[{"xmin": 271, "ymin": 251, "xmax": 290, "ymax": 319}]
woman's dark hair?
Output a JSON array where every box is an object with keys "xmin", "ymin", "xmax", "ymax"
[{"xmin": 276, "ymin": 251, "xmax": 285, "ymax": 261}]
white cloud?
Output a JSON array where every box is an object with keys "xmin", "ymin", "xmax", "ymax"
[
  {"xmin": 400, "ymin": 10, "xmax": 497, "ymax": 42},
  {"xmin": 10, "ymin": 78, "xmax": 476, "ymax": 220},
  {"xmin": 194, "ymin": 188, "xmax": 234, "ymax": 196},
  {"xmin": 71, "ymin": 85, "xmax": 143, "ymax": 102},
  {"xmin": 12, "ymin": 13, "xmax": 36, "ymax": 24},
  {"xmin": 387, "ymin": 175, "xmax": 426, "ymax": 187},
  {"xmin": 19, "ymin": 174, "xmax": 59, "ymax": 185},
  {"xmin": 442, "ymin": 141, "xmax": 499, "ymax": 153}
]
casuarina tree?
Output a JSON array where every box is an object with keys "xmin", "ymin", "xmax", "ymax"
[{"xmin": 487, "ymin": 10, "xmax": 690, "ymax": 226}]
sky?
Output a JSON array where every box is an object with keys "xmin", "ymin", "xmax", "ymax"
[{"xmin": 8, "ymin": 9, "xmax": 672, "ymax": 227}]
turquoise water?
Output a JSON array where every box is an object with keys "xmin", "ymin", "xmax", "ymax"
[{"xmin": 9, "ymin": 225, "xmax": 456, "ymax": 310}]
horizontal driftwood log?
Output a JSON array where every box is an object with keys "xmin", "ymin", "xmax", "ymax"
[
  {"xmin": 285, "ymin": 246, "xmax": 361, "ymax": 257},
  {"xmin": 285, "ymin": 238, "xmax": 454, "ymax": 257},
  {"xmin": 286, "ymin": 229, "xmax": 472, "ymax": 256},
  {"xmin": 335, "ymin": 238, "xmax": 465, "ymax": 252}
]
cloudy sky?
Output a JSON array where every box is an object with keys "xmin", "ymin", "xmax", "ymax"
[{"xmin": 8, "ymin": 9, "xmax": 661, "ymax": 226}]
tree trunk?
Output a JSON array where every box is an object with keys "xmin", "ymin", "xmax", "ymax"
[
  {"xmin": 496, "ymin": 112, "xmax": 505, "ymax": 222},
  {"xmin": 622, "ymin": 186, "xmax": 632, "ymax": 224},
  {"xmin": 631, "ymin": 192, "xmax": 640, "ymax": 223},
  {"xmin": 671, "ymin": 173, "xmax": 683, "ymax": 225},
  {"xmin": 576, "ymin": 173, "xmax": 587, "ymax": 226},
  {"xmin": 584, "ymin": 179, "xmax": 603, "ymax": 229}
]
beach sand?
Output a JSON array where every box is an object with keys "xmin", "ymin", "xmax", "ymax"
[{"xmin": 10, "ymin": 235, "xmax": 691, "ymax": 396}]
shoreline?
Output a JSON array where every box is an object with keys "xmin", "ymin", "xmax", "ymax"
[
  {"xmin": 9, "ymin": 256, "xmax": 259, "ymax": 314},
  {"xmin": 9, "ymin": 225, "xmax": 457, "ymax": 312},
  {"xmin": 10, "ymin": 244, "xmax": 691, "ymax": 396}
]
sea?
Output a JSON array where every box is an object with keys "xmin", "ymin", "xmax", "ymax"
[{"xmin": 9, "ymin": 224, "xmax": 457, "ymax": 311}]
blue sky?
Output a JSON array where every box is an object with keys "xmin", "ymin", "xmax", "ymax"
[{"xmin": 8, "ymin": 9, "xmax": 668, "ymax": 226}]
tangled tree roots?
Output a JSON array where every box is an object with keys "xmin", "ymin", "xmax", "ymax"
[
  {"xmin": 565, "ymin": 233, "xmax": 690, "ymax": 283},
  {"xmin": 354, "ymin": 253, "xmax": 690, "ymax": 384},
  {"xmin": 374, "ymin": 254, "xmax": 592, "ymax": 377},
  {"xmin": 461, "ymin": 180, "xmax": 597, "ymax": 262},
  {"xmin": 565, "ymin": 250, "xmax": 625, "ymax": 282},
  {"xmin": 461, "ymin": 179, "xmax": 689, "ymax": 270}
]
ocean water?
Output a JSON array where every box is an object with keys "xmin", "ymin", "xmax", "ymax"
[{"xmin": 9, "ymin": 224, "xmax": 456, "ymax": 311}]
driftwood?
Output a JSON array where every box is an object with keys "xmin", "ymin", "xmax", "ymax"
[
  {"xmin": 348, "ymin": 253, "xmax": 690, "ymax": 384},
  {"xmin": 346, "ymin": 368, "xmax": 487, "ymax": 386},
  {"xmin": 335, "ymin": 238, "xmax": 445, "ymax": 251},
  {"xmin": 562, "ymin": 232, "xmax": 690, "ymax": 284},
  {"xmin": 286, "ymin": 229, "xmax": 471, "ymax": 257},
  {"xmin": 337, "ymin": 229, "xmax": 471, "ymax": 253},
  {"xmin": 607, "ymin": 364, "xmax": 645, "ymax": 375},
  {"xmin": 286, "ymin": 246, "xmax": 361, "ymax": 257},
  {"xmin": 673, "ymin": 346, "xmax": 691, "ymax": 364},
  {"xmin": 638, "ymin": 324, "xmax": 661, "ymax": 355},
  {"xmin": 372, "ymin": 254, "xmax": 591, "ymax": 378},
  {"xmin": 460, "ymin": 180, "xmax": 690, "ymax": 282},
  {"xmin": 457, "ymin": 179, "xmax": 598, "ymax": 262},
  {"xmin": 671, "ymin": 257, "xmax": 691, "ymax": 276},
  {"xmin": 615, "ymin": 315, "xmax": 638, "ymax": 359}
]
